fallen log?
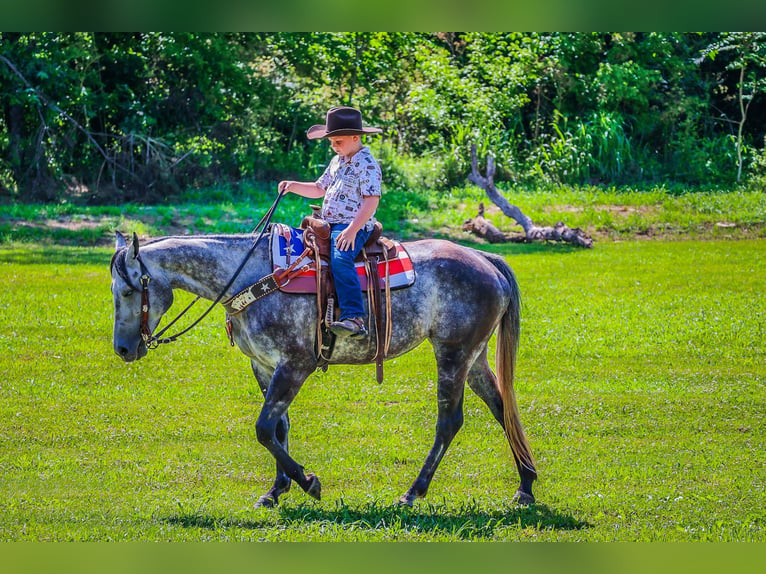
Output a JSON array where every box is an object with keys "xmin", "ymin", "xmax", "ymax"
[
  {"xmin": 466, "ymin": 145, "xmax": 594, "ymax": 248},
  {"xmin": 461, "ymin": 203, "xmax": 514, "ymax": 243}
]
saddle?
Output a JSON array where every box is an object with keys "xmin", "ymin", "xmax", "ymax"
[
  {"xmin": 298, "ymin": 215, "xmax": 396, "ymax": 384},
  {"xmin": 267, "ymin": 215, "xmax": 414, "ymax": 384},
  {"xmin": 300, "ymin": 214, "xmax": 398, "ymax": 264}
]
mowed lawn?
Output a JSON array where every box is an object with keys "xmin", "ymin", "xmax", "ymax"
[{"xmin": 0, "ymin": 238, "xmax": 763, "ymax": 541}]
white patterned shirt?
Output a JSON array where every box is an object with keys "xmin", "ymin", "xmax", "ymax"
[{"xmin": 316, "ymin": 146, "xmax": 382, "ymax": 230}]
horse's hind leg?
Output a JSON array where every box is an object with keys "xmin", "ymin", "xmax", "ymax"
[
  {"xmin": 250, "ymin": 360, "xmax": 293, "ymax": 508},
  {"xmin": 399, "ymin": 347, "xmax": 469, "ymax": 507},
  {"xmin": 466, "ymin": 351, "xmax": 535, "ymax": 504}
]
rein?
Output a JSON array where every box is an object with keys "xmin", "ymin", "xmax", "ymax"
[{"xmin": 124, "ymin": 192, "xmax": 285, "ymax": 349}]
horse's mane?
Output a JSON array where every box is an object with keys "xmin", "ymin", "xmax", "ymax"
[
  {"xmin": 140, "ymin": 233, "xmax": 257, "ymax": 247},
  {"xmin": 110, "ymin": 232, "xmax": 268, "ymax": 277}
]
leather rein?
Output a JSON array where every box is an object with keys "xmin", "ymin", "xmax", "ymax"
[{"xmin": 112, "ymin": 193, "xmax": 284, "ymax": 350}]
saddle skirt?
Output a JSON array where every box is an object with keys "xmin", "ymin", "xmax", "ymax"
[{"xmin": 270, "ymin": 223, "xmax": 416, "ymax": 294}]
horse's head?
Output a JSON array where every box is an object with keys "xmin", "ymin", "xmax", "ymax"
[{"xmin": 110, "ymin": 231, "xmax": 174, "ymax": 362}]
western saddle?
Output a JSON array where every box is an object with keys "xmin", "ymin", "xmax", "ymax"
[{"xmin": 297, "ymin": 211, "xmax": 396, "ymax": 383}]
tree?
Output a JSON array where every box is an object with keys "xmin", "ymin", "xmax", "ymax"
[
  {"xmin": 2, "ymin": 33, "xmax": 764, "ymax": 202},
  {"xmin": 0, "ymin": 33, "xmax": 288, "ymax": 201},
  {"xmin": 702, "ymin": 32, "xmax": 766, "ymax": 182},
  {"xmin": 0, "ymin": 33, "xmax": 102, "ymax": 200}
]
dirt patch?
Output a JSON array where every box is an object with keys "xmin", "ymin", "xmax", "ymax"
[
  {"xmin": 2, "ymin": 216, "xmax": 109, "ymax": 232},
  {"xmin": 4, "ymin": 205, "xmax": 763, "ymax": 246},
  {"xmin": 544, "ymin": 204, "xmax": 659, "ymax": 215},
  {"xmin": 37, "ymin": 218, "xmax": 107, "ymax": 231}
]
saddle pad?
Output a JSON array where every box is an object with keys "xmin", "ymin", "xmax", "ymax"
[{"xmin": 270, "ymin": 223, "xmax": 416, "ymax": 294}]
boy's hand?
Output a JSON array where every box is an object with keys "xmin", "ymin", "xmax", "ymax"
[
  {"xmin": 336, "ymin": 196, "xmax": 379, "ymax": 251},
  {"xmin": 336, "ymin": 227, "xmax": 357, "ymax": 251},
  {"xmin": 277, "ymin": 181, "xmax": 325, "ymax": 199}
]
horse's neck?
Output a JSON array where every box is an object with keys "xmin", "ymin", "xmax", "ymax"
[{"xmin": 147, "ymin": 236, "xmax": 269, "ymax": 300}]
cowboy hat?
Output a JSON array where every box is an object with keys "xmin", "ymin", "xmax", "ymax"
[{"xmin": 306, "ymin": 106, "xmax": 382, "ymax": 140}]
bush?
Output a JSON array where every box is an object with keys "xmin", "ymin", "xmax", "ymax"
[
  {"xmin": 522, "ymin": 111, "xmax": 642, "ymax": 186},
  {"xmin": 747, "ymin": 136, "xmax": 766, "ymax": 191},
  {"xmin": 666, "ymin": 132, "xmax": 738, "ymax": 186},
  {"xmin": 371, "ymin": 141, "xmax": 454, "ymax": 191}
]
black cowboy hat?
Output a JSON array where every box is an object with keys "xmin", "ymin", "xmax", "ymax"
[{"xmin": 306, "ymin": 106, "xmax": 383, "ymax": 140}]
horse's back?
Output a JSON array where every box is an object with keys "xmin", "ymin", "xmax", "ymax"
[
  {"xmin": 404, "ymin": 239, "xmax": 512, "ymax": 295},
  {"xmin": 395, "ymin": 239, "xmax": 513, "ymax": 345}
]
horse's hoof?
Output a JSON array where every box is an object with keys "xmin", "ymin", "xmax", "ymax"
[
  {"xmin": 305, "ymin": 473, "xmax": 322, "ymax": 500},
  {"xmin": 512, "ymin": 489, "xmax": 535, "ymax": 506},
  {"xmin": 398, "ymin": 490, "xmax": 422, "ymax": 507},
  {"xmin": 255, "ymin": 494, "xmax": 278, "ymax": 509}
]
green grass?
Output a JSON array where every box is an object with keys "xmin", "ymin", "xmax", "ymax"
[
  {"xmin": 440, "ymin": 187, "xmax": 766, "ymax": 241},
  {"xmin": 1, "ymin": 186, "xmax": 764, "ymax": 245},
  {"xmin": 0, "ymin": 239, "xmax": 764, "ymax": 541}
]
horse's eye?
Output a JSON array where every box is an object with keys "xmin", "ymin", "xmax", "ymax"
[{"xmin": 122, "ymin": 288, "xmax": 134, "ymax": 297}]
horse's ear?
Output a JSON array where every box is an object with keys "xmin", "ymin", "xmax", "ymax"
[
  {"xmin": 131, "ymin": 232, "xmax": 140, "ymax": 259},
  {"xmin": 115, "ymin": 231, "xmax": 128, "ymax": 251}
]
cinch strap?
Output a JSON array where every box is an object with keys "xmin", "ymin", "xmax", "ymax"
[
  {"xmin": 223, "ymin": 274, "xmax": 280, "ymax": 315},
  {"xmin": 222, "ymin": 247, "xmax": 314, "ymax": 316}
]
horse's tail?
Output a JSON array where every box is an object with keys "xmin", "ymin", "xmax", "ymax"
[{"xmin": 480, "ymin": 251, "xmax": 537, "ymax": 479}]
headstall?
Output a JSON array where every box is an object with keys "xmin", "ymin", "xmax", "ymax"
[{"xmin": 111, "ymin": 192, "xmax": 284, "ymax": 350}]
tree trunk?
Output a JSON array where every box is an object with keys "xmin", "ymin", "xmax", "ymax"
[
  {"xmin": 737, "ymin": 64, "xmax": 746, "ymax": 183},
  {"xmin": 466, "ymin": 144, "xmax": 594, "ymax": 248},
  {"xmin": 2, "ymin": 33, "xmax": 25, "ymax": 191}
]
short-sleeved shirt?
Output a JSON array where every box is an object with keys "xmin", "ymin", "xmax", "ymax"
[{"xmin": 316, "ymin": 146, "xmax": 382, "ymax": 231}]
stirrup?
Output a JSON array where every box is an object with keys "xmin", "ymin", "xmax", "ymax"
[{"xmin": 329, "ymin": 317, "xmax": 368, "ymax": 338}]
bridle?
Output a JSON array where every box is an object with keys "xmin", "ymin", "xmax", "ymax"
[
  {"xmin": 111, "ymin": 192, "xmax": 284, "ymax": 350},
  {"xmin": 111, "ymin": 246, "xmax": 156, "ymax": 345}
]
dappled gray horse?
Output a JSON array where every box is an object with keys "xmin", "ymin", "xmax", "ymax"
[{"xmin": 110, "ymin": 231, "xmax": 536, "ymax": 507}]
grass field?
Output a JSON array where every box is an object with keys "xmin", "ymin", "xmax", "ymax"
[
  {"xmin": 1, "ymin": 236, "xmax": 763, "ymax": 541},
  {"xmin": 2, "ymin": 186, "xmax": 765, "ymax": 245}
]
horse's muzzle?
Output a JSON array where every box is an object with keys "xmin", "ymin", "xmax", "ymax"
[{"xmin": 114, "ymin": 340, "xmax": 147, "ymax": 362}]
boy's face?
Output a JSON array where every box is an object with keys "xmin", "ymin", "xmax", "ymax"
[{"xmin": 328, "ymin": 135, "xmax": 361, "ymax": 157}]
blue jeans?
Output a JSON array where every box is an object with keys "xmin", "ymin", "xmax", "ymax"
[{"xmin": 330, "ymin": 223, "xmax": 372, "ymax": 320}]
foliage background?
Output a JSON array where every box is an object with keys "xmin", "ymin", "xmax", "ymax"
[
  {"xmin": 2, "ymin": 32, "xmax": 766, "ymax": 205},
  {"xmin": 0, "ymin": 20, "xmax": 766, "ymax": 560},
  {"xmin": 1, "ymin": 7, "xmax": 765, "ymax": 569}
]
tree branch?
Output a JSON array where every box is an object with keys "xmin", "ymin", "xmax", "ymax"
[
  {"xmin": 466, "ymin": 144, "xmax": 594, "ymax": 248},
  {"xmin": 468, "ymin": 145, "xmax": 534, "ymax": 234}
]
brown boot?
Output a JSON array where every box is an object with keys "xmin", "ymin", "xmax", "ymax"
[{"xmin": 329, "ymin": 317, "xmax": 368, "ymax": 338}]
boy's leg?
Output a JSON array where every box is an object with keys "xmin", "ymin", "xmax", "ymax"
[{"xmin": 330, "ymin": 224, "xmax": 372, "ymax": 337}]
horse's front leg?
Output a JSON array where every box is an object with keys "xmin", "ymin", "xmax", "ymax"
[
  {"xmin": 255, "ymin": 361, "xmax": 322, "ymax": 502},
  {"xmin": 250, "ymin": 360, "xmax": 292, "ymax": 508}
]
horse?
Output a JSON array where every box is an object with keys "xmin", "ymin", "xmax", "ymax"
[{"xmin": 110, "ymin": 229, "xmax": 537, "ymax": 507}]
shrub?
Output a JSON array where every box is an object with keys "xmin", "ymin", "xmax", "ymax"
[
  {"xmin": 371, "ymin": 141, "xmax": 453, "ymax": 191},
  {"xmin": 747, "ymin": 136, "xmax": 766, "ymax": 191}
]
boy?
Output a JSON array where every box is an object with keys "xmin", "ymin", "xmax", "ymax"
[{"xmin": 278, "ymin": 106, "xmax": 383, "ymax": 338}]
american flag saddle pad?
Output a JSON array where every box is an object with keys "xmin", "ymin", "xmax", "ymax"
[{"xmin": 270, "ymin": 223, "xmax": 416, "ymax": 294}]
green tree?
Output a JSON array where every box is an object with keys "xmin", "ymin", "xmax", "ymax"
[
  {"xmin": 702, "ymin": 32, "xmax": 766, "ymax": 182},
  {"xmin": 2, "ymin": 33, "xmax": 764, "ymax": 202},
  {"xmin": 1, "ymin": 33, "xmax": 102, "ymax": 200},
  {"xmin": 1, "ymin": 33, "xmax": 292, "ymax": 201}
]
